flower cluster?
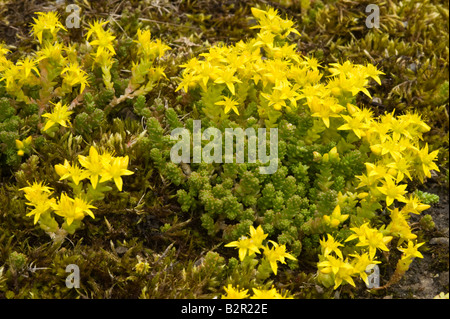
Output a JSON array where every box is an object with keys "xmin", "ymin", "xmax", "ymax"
[
  {"xmin": 56, "ymin": 145, "xmax": 134, "ymax": 192},
  {"xmin": 30, "ymin": 11, "xmax": 67, "ymax": 44},
  {"xmin": 20, "ymin": 180, "xmax": 94, "ymax": 231},
  {"xmin": 221, "ymin": 284, "xmax": 292, "ymax": 299},
  {"xmin": 41, "ymin": 101, "xmax": 73, "ymax": 133},
  {"xmin": 176, "ymin": 7, "xmax": 385, "ymax": 127},
  {"xmin": 130, "ymin": 28, "xmax": 171, "ymax": 95},
  {"xmin": 3, "ymin": 11, "xmax": 167, "ymax": 240},
  {"xmin": 1, "ymin": 12, "xmax": 91, "ymax": 102},
  {"xmin": 315, "ymin": 105, "xmax": 435, "ymax": 290},
  {"xmin": 0, "ymin": 11, "xmax": 171, "ymax": 146},
  {"xmin": 225, "ymin": 225, "xmax": 296, "ymax": 276},
  {"xmin": 173, "ymin": 6, "xmax": 438, "ymax": 292},
  {"xmin": 317, "ymin": 232, "xmax": 385, "ymax": 289},
  {"xmin": 21, "ymin": 146, "xmax": 133, "ymax": 238}
]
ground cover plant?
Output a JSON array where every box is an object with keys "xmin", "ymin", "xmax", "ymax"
[{"xmin": 0, "ymin": 0, "xmax": 448, "ymax": 300}]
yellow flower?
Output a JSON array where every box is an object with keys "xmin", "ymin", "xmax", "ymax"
[
  {"xmin": 367, "ymin": 121, "xmax": 390, "ymax": 144},
  {"xmin": 362, "ymin": 63, "xmax": 385, "ymax": 85},
  {"xmin": 345, "ymin": 222, "xmax": 370, "ymax": 243},
  {"xmin": 179, "ymin": 57, "xmax": 200, "ymax": 72},
  {"xmin": 370, "ymin": 136, "xmax": 408, "ymax": 162},
  {"xmin": 271, "ymin": 43, "xmax": 300, "ymax": 63},
  {"xmin": 398, "ymin": 241, "xmax": 424, "ymax": 260},
  {"xmin": 199, "ymin": 46, "xmax": 228, "ymax": 64},
  {"xmin": 52, "ymin": 193, "xmax": 96, "ymax": 226},
  {"xmin": 338, "ymin": 113, "xmax": 369, "ymax": 139},
  {"xmin": 386, "ymin": 208, "xmax": 417, "ymax": 245},
  {"xmin": 349, "ymin": 252, "xmax": 380, "ymax": 286},
  {"xmin": 250, "ymin": 286, "xmax": 291, "ymax": 299},
  {"xmin": 99, "ymin": 150, "xmax": 115, "ymax": 166},
  {"xmin": 36, "ymin": 42, "xmax": 66, "ymax": 65},
  {"xmin": 134, "ymin": 29, "xmax": 171, "ymax": 61},
  {"xmin": 318, "ymin": 254, "xmax": 343, "ymax": 275},
  {"xmin": 254, "ymin": 31, "xmax": 276, "ymax": 50},
  {"xmin": 346, "ymin": 223, "xmax": 393, "ymax": 259},
  {"xmin": 346, "ymin": 67, "xmax": 372, "ymax": 98},
  {"xmin": 386, "ymin": 157, "xmax": 413, "ymax": 182},
  {"xmin": 365, "ymin": 163, "xmax": 388, "ymax": 179},
  {"xmin": 328, "ymin": 61, "xmax": 354, "ymax": 78},
  {"xmin": 387, "ymin": 207, "xmax": 417, "ymax": 241},
  {"xmin": 175, "ymin": 71, "xmax": 199, "ymax": 93},
  {"xmin": 99, "ymin": 156, "xmax": 134, "ymax": 191},
  {"xmin": 54, "ymin": 159, "xmax": 90, "ymax": 185},
  {"xmin": 86, "ymin": 20, "xmax": 110, "ymax": 41},
  {"xmin": 263, "ymin": 240, "xmax": 296, "ymax": 275},
  {"xmin": 399, "ymin": 112, "xmax": 431, "ymax": 134},
  {"xmin": 89, "ymin": 29, "xmax": 116, "ymax": 57},
  {"xmin": 61, "ymin": 62, "xmax": 90, "ymax": 94},
  {"xmin": 215, "ymin": 96, "xmax": 240, "ymax": 115},
  {"xmin": 73, "ymin": 197, "xmax": 96, "ymax": 220},
  {"xmin": 93, "ymin": 49, "xmax": 114, "ymax": 69},
  {"xmin": 250, "ymin": 7, "xmax": 300, "ymax": 38},
  {"xmin": 249, "ymin": 225, "xmax": 268, "ymax": 248},
  {"xmin": 134, "ymin": 28, "xmax": 151, "ymax": 51},
  {"xmin": 20, "ymin": 181, "xmax": 56, "ymax": 224},
  {"xmin": 0, "ymin": 64, "xmax": 20, "ymax": 92},
  {"xmin": 213, "ymin": 67, "xmax": 242, "ymax": 95},
  {"xmin": 20, "ymin": 180, "xmax": 53, "ymax": 202},
  {"xmin": 134, "ymin": 261, "xmax": 150, "ymax": 274},
  {"xmin": 16, "ymin": 57, "xmax": 40, "ymax": 80},
  {"xmin": 261, "ymin": 59, "xmax": 289, "ymax": 85},
  {"xmin": 26, "ymin": 200, "xmax": 56, "ymax": 225},
  {"xmin": 221, "ymin": 285, "xmax": 250, "ymax": 299},
  {"xmin": 0, "ymin": 42, "xmax": 10, "ymax": 56},
  {"xmin": 323, "ymin": 205, "xmax": 349, "ymax": 228},
  {"xmin": 78, "ymin": 146, "xmax": 105, "ymax": 189},
  {"xmin": 151, "ymin": 39, "xmax": 171, "ymax": 59},
  {"xmin": 356, "ymin": 172, "xmax": 381, "ymax": 191},
  {"xmin": 30, "ymin": 11, "xmax": 67, "ymax": 44},
  {"xmin": 225, "ymin": 225, "xmax": 268, "ymax": 261},
  {"xmin": 41, "ymin": 101, "xmax": 73, "ymax": 132},
  {"xmin": 387, "ymin": 117, "xmax": 414, "ymax": 141},
  {"xmin": 269, "ymin": 80, "xmax": 300, "ymax": 110},
  {"xmin": 0, "ymin": 51, "xmax": 13, "ymax": 77},
  {"xmin": 377, "ymin": 176, "xmax": 408, "ymax": 207},
  {"xmin": 260, "ymin": 89, "xmax": 286, "ymax": 111},
  {"xmin": 401, "ymin": 194, "xmax": 430, "ymax": 215},
  {"xmin": 225, "ymin": 235, "xmax": 261, "ymax": 261},
  {"xmin": 308, "ymin": 95, "xmax": 344, "ymax": 128},
  {"xmin": 416, "ymin": 143, "xmax": 440, "ymax": 180},
  {"xmin": 317, "ymin": 255, "xmax": 355, "ymax": 289},
  {"xmin": 300, "ymin": 56, "xmax": 322, "ymax": 70},
  {"xmin": 333, "ymin": 261, "xmax": 356, "ymax": 289},
  {"xmin": 320, "ymin": 234, "xmax": 344, "ymax": 259}
]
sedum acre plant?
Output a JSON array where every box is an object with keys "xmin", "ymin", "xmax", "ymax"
[
  {"xmin": 0, "ymin": 11, "xmax": 170, "ymax": 240},
  {"xmin": 21, "ymin": 146, "xmax": 133, "ymax": 241},
  {"xmin": 162, "ymin": 6, "xmax": 438, "ymax": 291}
]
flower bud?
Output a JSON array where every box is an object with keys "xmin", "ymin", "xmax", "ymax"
[{"xmin": 313, "ymin": 151, "xmax": 322, "ymax": 162}]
